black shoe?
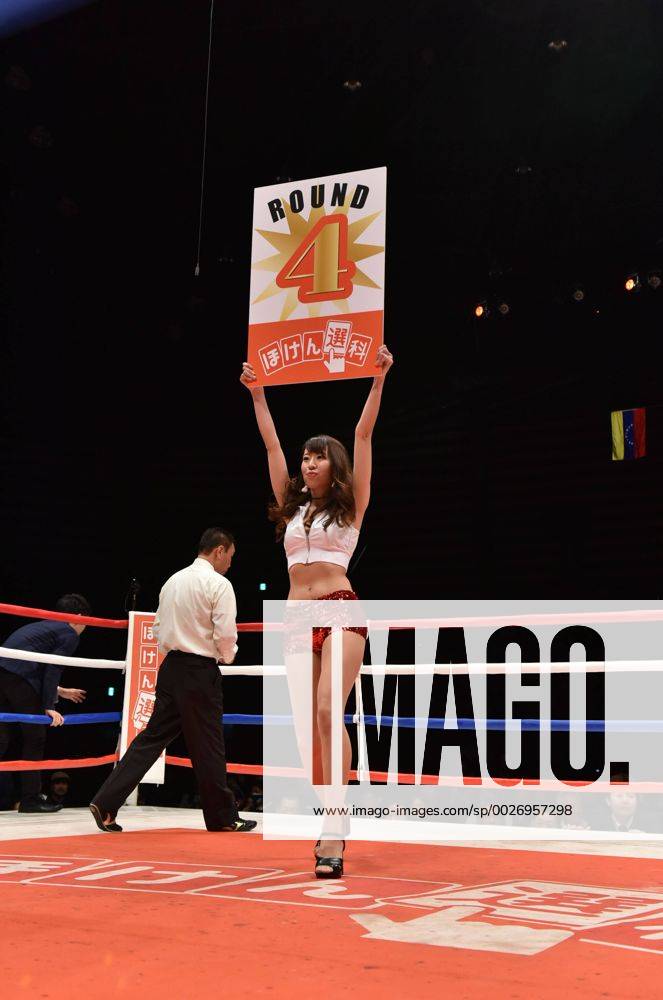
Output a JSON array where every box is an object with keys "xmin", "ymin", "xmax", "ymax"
[
  {"xmin": 18, "ymin": 799, "xmax": 63, "ymax": 814},
  {"xmin": 214, "ymin": 818, "xmax": 258, "ymax": 832},
  {"xmin": 314, "ymin": 839, "xmax": 345, "ymax": 879},
  {"xmin": 89, "ymin": 803, "xmax": 123, "ymax": 832}
]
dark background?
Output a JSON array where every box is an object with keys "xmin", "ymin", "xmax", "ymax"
[{"xmin": 2, "ymin": 0, "xmax": 663, "ymax": 803}]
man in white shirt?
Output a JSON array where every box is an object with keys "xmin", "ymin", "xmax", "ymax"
[{"xmin": 90, "ymin": 528, "xmax": 256, "ymax": 833}]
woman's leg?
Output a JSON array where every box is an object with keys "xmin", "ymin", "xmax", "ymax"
[
  {"xmin": 310, "ymin": 653, "xmax": 323, "ymax": 785},
  {"xmin": 284, "ymin": 649, "xmax": 323, "ymax": 784},
  {"xmin": 314, "ymin": 631, "xmax": 365, "ymax": 868},
  {"xmin": 317, "ymin": 631, "xmax": 365, "ymax": 783}
]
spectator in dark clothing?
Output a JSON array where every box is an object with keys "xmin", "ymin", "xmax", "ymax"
[
  {"xmin": 592, "ymin": 785, "xmax": 654, "ymax": 833},
  {"xmin": 0, "ymin": 594, "xmax": 90, "ymax": 813},
  {"xmin": 239, "ymin": 781, "xmax": 263, "ymax": 813},
  {"xmin": 46, "ymin": 771, "xmax": 71, "ymax": 807}
]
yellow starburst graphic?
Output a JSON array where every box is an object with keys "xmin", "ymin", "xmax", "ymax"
[{"xmin": 252, "ymin": 192, "xmax": 384, "ymax": 321}]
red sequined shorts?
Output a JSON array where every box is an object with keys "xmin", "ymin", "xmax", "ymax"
[{"xmin": 311, "ymin": 590, "xmax": 368, "ymax": 657}]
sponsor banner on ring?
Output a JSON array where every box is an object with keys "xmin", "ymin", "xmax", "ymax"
[
  {"xmin": 121, "ymin": 611, "xmax": 164, "ymax": 784},
  {"xmin": 248, "ymin": 166, "xmax": 386, "ymax": 386},
  {"xmin": 261, "ymin": 599, "xmax": 663, "ymax": 841}
]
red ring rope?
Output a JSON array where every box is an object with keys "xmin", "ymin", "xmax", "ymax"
[
  {"xmin": 165, "ymin": 755, "xmax": 267, "ymax": 776},
  {"xmin": 0, "ymin": 604, "xmax": 266, "ymax": 632},
  {"xmin": 1, "ymin": 755, "xmax": 660, "ymax": 793},
  {"xmin": 4, "ymin": 603, "xmax": 663, "ymax": 633},
  {"xmin": 0, "ymin": 603, "xmax": 129, "ymax": 629},
  {"xmin": 0, "ymin": 602, "xmax": 265, "ymax": 631},
  {"xmin": 0, "ymin": 754, "xmax": 119, "ymax": 771}
]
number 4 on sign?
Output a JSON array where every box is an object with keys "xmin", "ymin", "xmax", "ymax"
[{"xmin": 276, "ymin": 215, "xmax": 356, "ymax": 304}]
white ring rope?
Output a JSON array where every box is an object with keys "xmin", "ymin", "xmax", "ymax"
[
  {"xmin": 1, "ymin": 606, "xmax": 661, "ymax": 678},
  {"xmin": 0, "ymin": 645, "xmax": 125, "ymax": 670},
  {"xmin": 0, "ymin": 645, "xmax": 660, "ymax": 677},
  {"xmin": 224, "ymin": 660, "xmax": 663, "ymax": 676}
]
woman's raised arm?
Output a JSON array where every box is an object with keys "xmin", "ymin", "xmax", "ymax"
[
  {"xmin": 352, "ymin": 345, "xmax": 394, "ymax": 524},
  {"xmin": 240, "ymin": 362, "xmax": 290, "ymax": 505}
]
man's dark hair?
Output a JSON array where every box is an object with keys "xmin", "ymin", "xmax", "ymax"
[
  {"xmin": 55, "ymin": 593, "xmax": 91, "ymax": 616},
  {"xmin": 198, "ymin": 528, "xmax": 235, "ymax": 554}
]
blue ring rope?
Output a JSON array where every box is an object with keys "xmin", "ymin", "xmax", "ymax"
[
  {"xmin": 1, "ymin": 711, "xmax": 660, "ymax": 733},
  {"xmin": 0, "ymin": 712, "xmax": 122, "ymax": 725},
  {"xmin": 222, "ymin": 714, "xmax": 661, "ymax": 732},
  {"xmin": 246, "ymin": 715, "xmax": 663, "ymax": 732},
  {"xmin": 350, "ymin": 716, "xmax": 660, "ymax": 732}
]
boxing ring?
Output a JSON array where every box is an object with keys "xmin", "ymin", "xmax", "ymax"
[{"xmin": 2, "ymin": 600, "xmax": 663, "ymax": 998}]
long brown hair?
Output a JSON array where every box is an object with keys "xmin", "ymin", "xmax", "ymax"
[{"xmin": 269, "ymin": 434, "xmax": 355, "ymax": 540}]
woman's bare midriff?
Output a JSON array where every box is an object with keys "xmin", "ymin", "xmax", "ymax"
[{"xmin": 287, "ymin": 562, "xmax": 354, "ymax": 599}]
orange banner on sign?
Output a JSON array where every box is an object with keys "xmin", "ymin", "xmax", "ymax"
[{"xmin": 248, "ymin": 309, "xmax": 383, "ymax": 387}]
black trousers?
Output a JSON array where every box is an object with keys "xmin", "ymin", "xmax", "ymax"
[
  {"xmin": 92, "ymin": 651, "xmax": 238, "ymax": 829},
  {"xmin": 0, "ymin": 668, "xmax": 47, "ymax": 802}
]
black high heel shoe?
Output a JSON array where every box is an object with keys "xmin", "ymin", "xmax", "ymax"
[{"xmin": 314, "ymin": 839, "xmax": 345, "ymax": 879}]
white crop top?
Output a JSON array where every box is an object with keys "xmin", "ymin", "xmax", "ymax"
[{"xmin": 284, "ymin": 504, "xmax": 360, "ymax": 570}]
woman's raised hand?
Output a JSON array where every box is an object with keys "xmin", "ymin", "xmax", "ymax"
[
  {"xmin": 240, "ymin": 361, "xmax": 259, "ymax": 390},
  {"xmin": 375, "ymin": 344, "xmax": 394, "ymax": 378}
]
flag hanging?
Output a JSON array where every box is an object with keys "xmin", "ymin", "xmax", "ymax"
[{"xmin": 611, "ymin": 408, "xmax": 646, "ymax": 460}]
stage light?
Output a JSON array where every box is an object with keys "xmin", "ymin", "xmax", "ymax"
[
  {"xmin": 474, "ymin": 301, "xmax": 489, "ymax": 318},
  {"xmin": 572, "ymin": 286, "xmax": 585, "ymax": 302},
  {"xmin": 625, "ymin": 274, "xmax": 641, "ymax": 292},
  {"xmin": 648, "ymin": 271, "xmax": 661, "ymax": 289},
  {"xmin": 259, "ymin": 582, "xmax": 267, "ymax": 591},
  {"xmin": 548, "ymin": 39, "xmax": 568, "ymax": 52},
  {"xmin": 497, "ymin": 302, "xmax": 510, "ymax": 316},
  {"xmin": 107, "ymin": 687, "xmax": 115, "ymax": 697},
  {"xmin": 343, "ymin": 79, "xmax": 362, "ymax": 91}
]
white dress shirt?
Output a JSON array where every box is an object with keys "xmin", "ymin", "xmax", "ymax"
[{"xmin": 152, "ymin": 558, "xmax": 238, "ymax": 664}]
